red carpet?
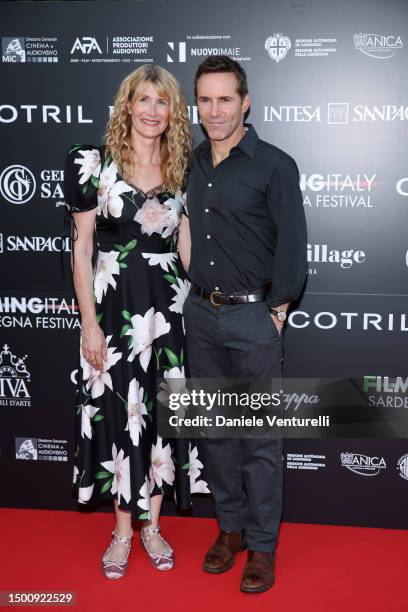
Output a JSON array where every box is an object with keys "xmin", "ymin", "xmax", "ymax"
[{"xmin": 0, "ymin": 509, "xmax": 407, "ymax": 612}]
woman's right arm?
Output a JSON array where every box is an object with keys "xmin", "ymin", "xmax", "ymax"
[{"xmin": 72, "ymin": 210, "xmax": 107, "ymax": 370}]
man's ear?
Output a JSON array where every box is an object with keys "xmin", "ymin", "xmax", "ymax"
[{"xmin": 242, "ymin": 94, "xmax": 250, "ymax": 114}]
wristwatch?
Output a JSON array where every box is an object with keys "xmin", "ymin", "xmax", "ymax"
[{"xmin": 269, "ymin": 308, "xmax": 287, "ymax": 322}]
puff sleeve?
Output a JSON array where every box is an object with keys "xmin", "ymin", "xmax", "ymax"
[{"xmin": 64, "ymin": 144, "xmax": 102, "ymax": 213}]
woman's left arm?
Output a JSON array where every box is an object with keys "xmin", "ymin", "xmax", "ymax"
[{"xmin": 177, "ymin": 214, "xmax": 191, "ymax": 272}]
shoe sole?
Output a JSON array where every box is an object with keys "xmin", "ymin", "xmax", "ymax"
[
  {"xmin": 203, "ymin": 541, "xmax": 247, "ymax": 574},
  {"xmin": 240, "ymin": 578, "xmax": 275, "ymax": 593}
]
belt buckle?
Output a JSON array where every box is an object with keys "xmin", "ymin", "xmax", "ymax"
[{"xmin": 209, "ymin": 290, "xmax": 222, "ymax": 306}]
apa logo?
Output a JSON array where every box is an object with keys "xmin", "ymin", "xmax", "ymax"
[{"xmin": 71, "ymin": 37, "xmax": 102, "ymax": 55}]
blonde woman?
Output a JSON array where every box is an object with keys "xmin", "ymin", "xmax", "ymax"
[{"xmin": 64, "ymin": 65, "xmax": 207, "ymax": 578}]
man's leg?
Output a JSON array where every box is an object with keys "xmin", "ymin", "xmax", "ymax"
[
  {"xmin": 183, "ymin": 291, "xmax": 248, "ymax": 533},
  {"xmin": 223, "ymin": 301, "xmax": 283, "ymax": 553}
]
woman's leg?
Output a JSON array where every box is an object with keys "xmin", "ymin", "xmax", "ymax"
[
  {"xmin": 104, "ymin": 500, "xmax": 133, "ymax": 562},
  {"xmin": 142, "ymin": 494, "xmax": 172, "ymax": 555}
]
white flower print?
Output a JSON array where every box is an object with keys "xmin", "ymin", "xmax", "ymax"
[
  {"xmin": 97, "ymin": 159, "xmax": 117, "ymax": 215},
  {"xmin": 135, "ymin": 197, "xmax": 171, "ymax": 236},
  {"xmin": 74, "ymin": 149, "xmax": 101, "ymax": 185},
  {"xmin": 137, "ymin": 476, "xmax": 151, "ymax": 517},
  {"xmin": 125, "ymin": 378, "xmax": 148, "ymax": 447},
  {"xmin": 157, "ymin": 366, "xmax": 186, "ymax": 406},
  {"xmin": 81, "ymin": 334, "xmax": 122, "ymax": 399},
  {"xmin": 81, "ymin": 404, "xmax": 100, "ymax": 439},
  {"xmin": 141, "ymin": 252, "xmax": 177, "ymax": 272},
  {"xmin": 125, "ymin": 307, "xmax": 170, "ymax": 372},
  {"xmin": 73, "ymin": 465, "xmax": 79, "ymax": 484},
  {"xmin": 169, "ymin": 277, "xmax": 190, "ymax": 314},
  {"xmin": 149, "ymin": 436, "xmax": 175, "ymax": 492},
  {"xmin": 97, "ymin": 160, "xmax": 129, "ymax": 218},
  {"xmin": 94, "ymin": 251, "xmax": 120, "ymax": 303},
  {"xmin": 78, "ymin": 483, "xmax": 94, "ymax": 504},
  {"xmin": 188, "ymin": 444, "xmax": 210, "ymax": 494},
  {"xmin": 101, "ymin": 443, "xmax": 131, "ymax": 504},
  {"xmin": 160, "ymin": 193, "xmax": 183, "ymax": 239}
]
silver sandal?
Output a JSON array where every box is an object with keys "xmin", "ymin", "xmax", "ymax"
[
  {"xmin": 140, "ymin": 526, "xmax": 174, "ymax": 571},
  {"xmin": 102, "ymin": 530, "xmax": 133, "ymax": 579}
]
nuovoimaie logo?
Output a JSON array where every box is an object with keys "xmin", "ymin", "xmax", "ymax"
[
  {"xmin": 341, "ymin": 452, "xmax": 386, "ymax": 476},
  {"xmin": 0, "ymin": 344, "xmax": 31, "ymax": 407},
  {"xmin": 2, "ymin": 37, "xmax": 26, "ymax": 62}
]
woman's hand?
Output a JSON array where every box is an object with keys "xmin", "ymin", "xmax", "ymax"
[{"xmin": 81, "ymin": 321, "xmax": 107, "ymax": 370}]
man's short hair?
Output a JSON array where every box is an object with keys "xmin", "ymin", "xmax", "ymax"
[{"xmin": 194, "ymin": 55, "xmax": 249, "ymax": 100}]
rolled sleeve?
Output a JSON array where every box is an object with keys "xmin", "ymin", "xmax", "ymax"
[{"xmin": 266, "ymin": 155, "xmax": 307, "ymax": 307}]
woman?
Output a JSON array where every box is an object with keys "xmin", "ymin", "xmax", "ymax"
[{"xmin": 64, "ymin": 65, "xmax": 208, "ymax": 579}]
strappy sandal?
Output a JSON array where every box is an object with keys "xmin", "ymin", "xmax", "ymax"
[
  {"xmin": 140, "ymin": 526, "xmax": 174, "ymax": 571},
  {"xmin": 102, "ymin": 530, "xmax": 133, "ymax": 579}
]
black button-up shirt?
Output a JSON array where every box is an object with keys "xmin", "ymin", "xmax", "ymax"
[{"xmin": 185, "ymin": 124, "xmax": 307, "ymax": 307}]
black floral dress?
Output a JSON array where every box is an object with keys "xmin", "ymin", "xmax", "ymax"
[{"xmin": 64, "ymin": 144, "xmax": 208, "ymax": 520}]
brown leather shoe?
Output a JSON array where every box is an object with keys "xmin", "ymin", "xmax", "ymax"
[
  {"xmin": 203, "ymin": 530, "xmax": 246, "ymax": 574},
  {"xmin": 240, "ymin": 550, "xmax": 276, "ymax": 593}
]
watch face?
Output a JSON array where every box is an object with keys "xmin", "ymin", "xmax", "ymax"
[{"xmin": 277, "ymin": 311, "xmax": 287, "ymax": 322}]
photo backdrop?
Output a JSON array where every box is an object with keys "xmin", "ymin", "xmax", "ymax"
[{"xmin": 1, "ymin": 0, "xmax": 407, "ymax": 528}]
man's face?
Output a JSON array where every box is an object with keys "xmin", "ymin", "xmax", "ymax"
[{"xmin": 196, "ymin": 72, "xmax": 249, "ymax": 143}]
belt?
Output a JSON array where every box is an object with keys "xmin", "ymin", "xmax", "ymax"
[{"xmin": 191, "ymin": 283, "xmax": 270, "ymax": 306}]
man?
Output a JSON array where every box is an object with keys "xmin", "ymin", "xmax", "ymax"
[{"xmin": 179, "ymin": 56, "xmax": 307, "ymax": 593}]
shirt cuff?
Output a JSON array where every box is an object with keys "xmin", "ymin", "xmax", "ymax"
[{"xmin": 266, "ymin": 287, "xmax": 291, "ymax": 309}]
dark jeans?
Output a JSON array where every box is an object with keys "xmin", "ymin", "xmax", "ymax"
[{"xmin": 183, "ymin": 289, "xmax": 283, "ymax": 553}]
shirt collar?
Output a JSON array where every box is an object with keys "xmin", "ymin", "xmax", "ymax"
[{"xmin": 197, "ymin": 123, "xmax": 258, "ymax": 160}]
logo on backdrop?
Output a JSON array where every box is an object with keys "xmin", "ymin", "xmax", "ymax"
[
  {"xmin": 0, "ymin": 344, "xmax": 31, "ymax": 408},
  {"xmin": 300, "ymin": 173, "xmax": 376, "ymax": 209},
  {"xmin": 166, "ymin": 35, "xmax": 250, "ymax": 63},
  {"xmin": 15, "ymin": 438, "xmax": 37, "ymax": 460},
  {"xmin": 364, "ymin": 376, "xmax": 408, "ymax": 409},
  {"xmin": 0, "ymin": 233, "xmax": 71, "ymax": 253},
  {"xmin": 288, "ymin": 311, "xmax": 408, "ymax": 332},
  {"xmin": 2, "ymin": 37, "xmax": 26, "ymax": 62},
  {"xmin": 397, "ymin": 454, "xmax": 408, "ymax": 480},
  {"xmin": 15, "ymin": 437, "xmax": 68, "ymax": 461},
  {"xmin": 265, "ymin": 34, "xmax": 291, "ymax": 63},
  {"xmin": 0, "ymin": 105, "xmax": 93, "ymax": 124},
  {"xmin": 286, "ymin": 453, "xmax": 326, "ymax": 471},
  {"xmin": 0, "ymin": 165, "xmax": 36, "ymax": 205},
  {"xmin": 264, "ymin": 34, "xmax": 337, "ymax": 61},
  {"xmin": 353, "ymin": 33, "xmax": 403, "ymax": 59},
  {"xmin": 307, "ymin": 243, "xmax": 366, "ymax": 276},
  {"xmin": 396, "ymin": 178, "xmax": 408, "ymax": 196},
  {"xmin": 70, "ymin": 36, "xmax": 154, "ymax": 63},
  {"xmin": 340, "ymin": 452, "xmax": 386, "ymax": 476},
  {"xmin": 71, "ymin": 37, "xmax": 102, "ymax": 54},
  {"xmin": 2, "ymin": 36, "xmax": 59, "ymax": 63},
  {"xmin": 264, "ymin": 103, "xmax": 408, "ymax": 124},
  {"xmin": 0, "ymin": 296, "xmax": 80, "ymax": 330}
]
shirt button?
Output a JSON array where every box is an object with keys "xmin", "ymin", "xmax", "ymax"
[
  {"xmin": 205, "ymin": 208, "xmax": 209, "ymax": 213},
  {"xmin": 206, "ymin": 234, "xmax": 211, "ymax": 239},
  {"xmin": 215, "ymin": 286, "xmax": 220, "ymax": 291},
  {"xmin": 208, "ymin": 182, "xmax": 212, "ymax": 187},
  {"xmin": 210, "ymin": 261, "xmax": 215, "ymax": 266}
]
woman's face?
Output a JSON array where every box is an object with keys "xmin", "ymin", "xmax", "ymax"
[{"xmin": 127, "ymin": 81, "xmax": 170, "ymax": 140}]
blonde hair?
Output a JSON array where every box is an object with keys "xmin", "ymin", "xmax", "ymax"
[{"xmin": 105, "ymin": 65, "xmax": 191, "ymax": 194}]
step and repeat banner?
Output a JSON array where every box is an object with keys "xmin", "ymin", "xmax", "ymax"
[{"xmin": 1, "ymin": 0, "xmax": 407, "ymax": 528}]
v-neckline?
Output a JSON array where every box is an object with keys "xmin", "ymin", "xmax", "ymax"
[{"xmin": 127, "ymin": 181, "xmax": 163, "ymax": 199}]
